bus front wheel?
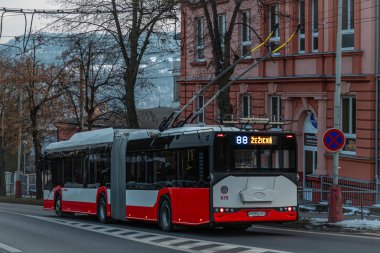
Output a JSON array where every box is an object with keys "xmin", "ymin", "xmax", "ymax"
[
  {"xmin": 159, "ymin": 199, "xmax": 173, "ymax": 232},
  {"xmin": 97, "ymin": 195, "xmax": 108, "ymax": 224}
]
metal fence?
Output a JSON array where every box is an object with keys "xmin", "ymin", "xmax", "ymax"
[
  {"xmin": 5, "ymin": 172, "xmax": 36, "ymax": 197},
  {"xmin": 298, "ymin": 175, "xmax": 380, "ymax": 219}
]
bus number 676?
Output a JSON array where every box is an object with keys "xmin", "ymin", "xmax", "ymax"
[{"xmin": 221, "ymin": 195, "xmax": 229, "ymax": 200}]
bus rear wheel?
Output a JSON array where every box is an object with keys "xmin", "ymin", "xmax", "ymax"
[
  {"xmin": 97, "ymin": 195, "xmax": 108, "ymax": 224},
  {"xmin": 159, "ymin": 199, "xmax": 173, "ymax": 232}
]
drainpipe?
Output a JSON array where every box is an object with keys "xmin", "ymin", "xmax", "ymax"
[{"xmin": 375, "ymin": 0, "xmax": 380, "ymax": 203}]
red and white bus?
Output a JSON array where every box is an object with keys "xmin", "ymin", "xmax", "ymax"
[{"xmin": 43, "ymin": 126, "xmax": 298, "ymax": 231}]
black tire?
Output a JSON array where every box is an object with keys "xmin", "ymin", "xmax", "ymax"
[
  {"xmin": 97, "ymin": 195, "xmax": 108, "ymax": 224},
  {"xmin": 159, "ymin": 198, "xmax": 173, "ymax": 232},
  {"xmin": 55, "ymin": 194, "xmax": 64, "ymax": 217}
]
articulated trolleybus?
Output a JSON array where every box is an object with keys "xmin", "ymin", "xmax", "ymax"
[{"xmin": 43, "ymin": 126, "xmax": 298, "ymax": 231}]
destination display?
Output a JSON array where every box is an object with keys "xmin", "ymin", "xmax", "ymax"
[{"xmin": 235, "ymin": 135, "xmax": 276, "ymax": 145}]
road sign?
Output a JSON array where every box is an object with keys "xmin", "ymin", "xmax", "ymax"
[{"xmin": 323, "ymin": 128, "xmax": 346, "ymax": 152}]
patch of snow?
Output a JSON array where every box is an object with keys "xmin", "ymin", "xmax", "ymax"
[
  {"xmin": 299, "ymin": 205, "xmax": 317, "ymax": 211},
  {"xmin": 335, "ymin": 219, "xmax": 380, "ymax": 230},
  {"xmin": 150, "ymin": 56, "xmax": 157, "ymax": 62},
  {"xmin": 343, "ymin": 206, "xmax": 370, "ymax": 216},
  {"xmin": 307, "ymin": 217, "xmax": 380, "ymax": 230},
  {"xmin": 308, "ymin": 218, "xmax": 328, "ymax": 225}
]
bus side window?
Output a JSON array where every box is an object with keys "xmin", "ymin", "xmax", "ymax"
[
  {"xmin": 153, "ymin": 150, "xmax": 176, "ymax": 188},
  {"xmin": 63, "ymin": 158, "xmax": 72, "ymax": 187},
  {"xmin": 198, "ymin": 149, "xmax": 210, "ymax": 185},
  {"xmin": 72, "ymin": 157, "xmax": 83, "ymax": 188},
  {"xmin": 163, "ymin": 150, "xmax": 176, "ymax": 184},
  {"xmin": 51, "ymin": 158, "xmax": 63, "ymax": 187},
  {"xmin": 43, "ymin": 159, "xmax": 53, "ymax": 190},
  {"xmin": 126, "ymin": 153, "xmax": 137, "ymax": 189},
  {"xmin": 146, "ymin": 154, "xmax": 154, "ymax": 185},
  {"xmin": 153, "ymin": 152, "xmax": 164, "ymax": 186},
  {"xmin": 87, "ymin": 154, "xmax": 98, "ymax": 188},
  {"xmin": 178, "ymin": 149, "xmax": 197, "ymax": 184}
]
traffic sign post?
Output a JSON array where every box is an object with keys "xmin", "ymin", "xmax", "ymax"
[{"xmin": 323, "ymin": 129, "xmax": 345, "ymax": 222}]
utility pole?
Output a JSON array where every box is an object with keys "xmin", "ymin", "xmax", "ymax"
[
  {"xmin": 328, "ymin": 0, "xmax": 344, "ymax": 223},
  {"xmin": 23, "ymin": 141, "xmax": 27, "ymax": 174},
  {"xmin": 15, "ymin": 97, "xmax": 22, "ymax": 198},
  {"xmin": 0, "ymin": 102, "xmax": 5, "ymax": 196}
]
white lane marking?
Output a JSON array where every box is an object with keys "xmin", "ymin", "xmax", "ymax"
[
  {"xmin": 1, "ymin": 208, "xmax": 380, "ymax": 243},
  {"xmin": 253, "ymin": 225, "xmax": 380, "ymax": 240},
  {"xmin": 0, "ymin": 209, "xmax": 293, "ymax": 253},
  {"xmin": 0, "ymin": 243, "xmax": 22, "ymax": 253}
]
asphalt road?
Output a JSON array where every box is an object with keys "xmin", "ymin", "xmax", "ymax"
[{"xmin": 0, "ymin": 202, "xmax": 379, "ymax": 253}]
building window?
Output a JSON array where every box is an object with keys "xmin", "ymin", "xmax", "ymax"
[
  {"xmin": 242, "ymin": 94, "xmax": 251, "ymax": 117},
  {"xmin": 270, "ymin": 96, "xmax": 281, "ymax": 129},
  {"xmin": 196, "ymin": 17, "xmax": 205, "ymax": 61},
  {"xmin": 198, "ymin": 95, "xmax": 204, "ymax": 123},
  {"xmin": 312, "ymin": 0, "xmax": 319, "ymax": 52},
  {"xmin": 241, "ymin": 10, "xmax": 252, "ymax": 56},
  {"xmin": 218, "ymin": 14, "xmax": 226, "ymax": 51},
  {"xmin": 342, "ymin": 0, "xmax": 354, "ymax": 49},
  {"xmin": 299, "ymin": 0, "xmax": 305, "ymax": 53},
  {"xmin": 342, "ymin": 97, "xmax": 356, "ymax": 153},
  {"xmin": 269, "ymin": 4, "xmax": 280, "ymax": 53}
]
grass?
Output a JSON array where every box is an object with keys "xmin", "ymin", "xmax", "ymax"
[{"xmin": 0, "ymin": 196, "xmax": 43, "ymax": 206}]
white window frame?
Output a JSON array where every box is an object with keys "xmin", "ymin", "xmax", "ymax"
[
  {"xmin": 299, "ymin": 0, "xmax": 305, "ymax": 53},
  {"xmin": 270, "ymin": 96, "xmax": 281, "ymax": 130},
  {"xmin": 198, "ymin": 95, "xmax": 205, "ymax": 123},
  {"xmin": 242, "ymin": 94, "xmax": 251, "ymax": 118},
  {"xmin": 342, "ymin": 0, "xmax": 354, "ymax": 50},
  {"xmin": 196, "ymin": 17, "xmax": 205, "ymax": 61},
  {"xmin": 269, "ymin": 4, "xmax": 280, "ymax": 55},
  {"xmin": 241, "ymin": 10, "xmax": 252, "ymax": 57},
  {"xmin": 341, "ymin": 96, "xmax": 356, "ymax": 155},
  {"xmin": 218, "ymin": 13, "xmax": 226, "ymax": 51},
  {"xmin": 312, "ymin": 0, "xmax": 319, "ymax": 52}
]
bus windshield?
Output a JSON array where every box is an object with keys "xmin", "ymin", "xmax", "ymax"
[{"xmin": 213, "ymin": 133, "xmax": 296, "ymax": 173}]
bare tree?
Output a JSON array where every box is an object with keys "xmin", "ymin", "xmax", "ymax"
[
  {"xmin": 0, "ymin": 57, "xmax": 25, "ymax": 196},
  {"xmin": 62, "ymin": 33, "xmax": 122, "ymax": 131},
  {"xmin": 3, "ymin": 38, "xmax": 70, "ymax": 199},
  {"xmin": 51, "ymin": 0, "xmax": 180, "ymax": 128}
]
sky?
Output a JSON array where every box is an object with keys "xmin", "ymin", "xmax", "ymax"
[{"xmin": 0, "ymin": 0, "xmax": 58, "ymax": 43}]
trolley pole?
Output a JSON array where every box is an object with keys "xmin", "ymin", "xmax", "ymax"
[{"xmin": 328, "ymin": 0, "xmax": 344, "ymax": 223}]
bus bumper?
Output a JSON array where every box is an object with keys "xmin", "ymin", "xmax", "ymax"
[{"xmin": 213, "ymin": 209, "xmax": 297, "ymax": 223}]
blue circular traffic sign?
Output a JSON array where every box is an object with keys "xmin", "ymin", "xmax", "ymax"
[{"xmin": 323, "ymin": 128, "xmax": 346, "ymax": 152}]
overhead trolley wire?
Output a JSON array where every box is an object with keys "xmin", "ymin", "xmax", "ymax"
[
  {"xmin": 185, "ymin": 24, "xmax": 301, "ymax": 126},
  {"xmin": 158, "ymin": 24, "xmax": 281, "ymax": 132}
]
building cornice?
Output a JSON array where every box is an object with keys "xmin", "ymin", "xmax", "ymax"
[{"xmin": 179, "ymin": 74, "xmax": 372, "ymax": 84}]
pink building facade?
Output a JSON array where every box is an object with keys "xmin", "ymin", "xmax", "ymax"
[{"xmin": 179, "ymin": 0, "xmax": 380, "ymax": 191}]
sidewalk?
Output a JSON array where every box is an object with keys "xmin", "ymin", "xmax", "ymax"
[{"xmin": 277, "ymin": 211, "xmax": 380, "ymax": 234}]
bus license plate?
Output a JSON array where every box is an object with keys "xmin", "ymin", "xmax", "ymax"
[{"xmin": 248, "ymin": 211, "xmax": 266, "ymax": 217}]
